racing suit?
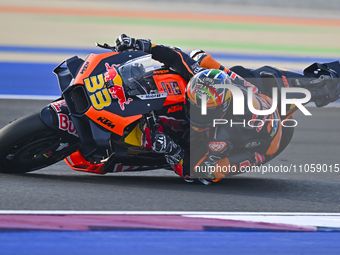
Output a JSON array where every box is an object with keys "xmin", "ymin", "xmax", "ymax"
[
  {"xmin": 152, "ymin": 43, "xmax": 284, "ymax": 181},
  {"xmin": 114, "ymin": 35, "xmax": 291, "ymax": 182}
]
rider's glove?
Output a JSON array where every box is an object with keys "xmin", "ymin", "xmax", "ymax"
[
  {"xmin": 151, "ymin": 131, "xmax": 191, "ymax": 180},
  {"xmin": 115, "ymin": 34, "xmax": 151, "ymax": 53},
  {"xmin": 151, "ymin": 132, "xmax": 182, "ymax": 162}
]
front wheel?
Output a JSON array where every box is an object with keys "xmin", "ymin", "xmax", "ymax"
[{"xmin": 0, "ymin": 112, "xmax": 79, "ymax": 173}]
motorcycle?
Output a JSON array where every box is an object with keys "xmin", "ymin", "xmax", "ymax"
[{"xmin": 0, "ymin": 43, "xmax": 339, "ymax": 175}]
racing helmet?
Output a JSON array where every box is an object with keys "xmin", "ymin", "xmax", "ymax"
[{"xmin": 185, "ymin": 69, "xmax": 232, "ymax": 131}]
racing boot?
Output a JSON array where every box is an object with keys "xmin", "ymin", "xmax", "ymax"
[{"xmin": 190, "ymin": 49, "xmax": 230, "ymax": 73}]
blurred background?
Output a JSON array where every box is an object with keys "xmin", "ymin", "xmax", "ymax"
[{"xmin": 1, "ymin": 0, "xmax": 340, "ymax": 98}]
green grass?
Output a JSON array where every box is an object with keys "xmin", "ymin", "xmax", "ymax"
[
  {"xmin": 41, "ymin": 15, "xmax": 340, "ymax": 56},
  {"xmin": 46, "ymin": 15, "xmax": 338, "ymax": 34},
  {"xmin": 157, "ymin": 39, "xmax": 340, "ymax": 55}
]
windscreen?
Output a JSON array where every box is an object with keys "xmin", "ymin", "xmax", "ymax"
[{"xmin": 118, "ymin": 54, "xmax": 154, "ymax": 95}]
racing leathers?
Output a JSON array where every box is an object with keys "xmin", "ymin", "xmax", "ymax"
[
  {"xmin": 188, "ymin": 52, "xmax": 283, "ymax": 181},
  {"xmin": 115, "ymin": 35, "xmax": 285, "ymax": 182}
]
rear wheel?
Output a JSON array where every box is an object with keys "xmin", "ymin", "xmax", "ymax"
[{"xmin": 0, "ymin": 113, "xmax": 79, "ymax": 173}]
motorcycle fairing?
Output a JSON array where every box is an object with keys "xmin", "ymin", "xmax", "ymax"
[
  {"xmin": 85, "ymin": 106, "xmax": 142, "ymax": 136},
  {"xmin": 68, "ymin": 52, "xmax": 167, "ymax": 136},
  {"xmin": 152, "ymin": 73, "xmax": 187, "ymax": 106},
  {"xmin": 65, "ymin": 149, "xmax": 168, "ymax": 174},
  {"xmin": 45, "ymin": 51, "xmax": 191, "ymax": 173},
  {"xmin": 53, "ymin": 55, "xmax": 85, "ymax": 93},
  {"xmin": 124, "ymin": 123, "xmax": 144, "ymax": 147},
  {"xmin": 40, "ymin": 99, "xmax": 79, "ymax": 136},
  {"xmin": 74, "ymin": 52, "xmax": 119, "ymax": 85},
  {"xmin": 64, "ymin": 151, "xmax": 106, "ymax": 174},
  {"xmin": 151, "ymin": 70, "xmax": 188, "ymax": 132}
]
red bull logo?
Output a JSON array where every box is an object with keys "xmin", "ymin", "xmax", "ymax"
[
  {"xmin": 105, "ymin": 63, "xmax": 133, "ymax": 111},
  {"xmin": 109, "ymin": 86, "xmax": 133, "ymax": 111},
  {"xmin": 84, "ymin": 63, "xmax": 133, "ymax": 111},
  {"xmin": 104, "ymin": 63, "xmax": 119, "ymax": 82}
]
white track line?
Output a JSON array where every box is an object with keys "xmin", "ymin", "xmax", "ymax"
[
  {"xmin": 1, "ymin": 211, "xmax": 340, "ymax": 228},
  {"xmin": 0, "ymin": 94, "xmax": 58, "ymax": 100},
  {"xmin": 0, "ymin": 210, "xmax": 339, "ymax": 216}
]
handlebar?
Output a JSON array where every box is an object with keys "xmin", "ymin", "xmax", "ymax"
[{"xmin": 95, "ymin": 42, "xmax": 117, "ymax": 52}]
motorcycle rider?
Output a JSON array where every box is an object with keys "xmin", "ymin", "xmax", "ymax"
[{"xmin": 115, "ymin": 34, "xmax": 339, "ymax": 184}]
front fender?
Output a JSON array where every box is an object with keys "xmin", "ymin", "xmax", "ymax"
[{"xmin": 40, "ymin": 100, "xmax": 78, "ymax": 137}]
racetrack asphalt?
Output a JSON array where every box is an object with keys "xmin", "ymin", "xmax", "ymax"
[{"xmin": 0, "ymin": 99, "xmax": 339, "ymax": 212}]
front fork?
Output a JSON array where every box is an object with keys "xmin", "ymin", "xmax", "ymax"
[{"xmin": 144, "ymin": 111, "xmax": 159, "ymax": 133}]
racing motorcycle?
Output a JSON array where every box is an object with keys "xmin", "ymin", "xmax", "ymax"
[{"xmin": 0, "ymin": 43, "xmax": 339, "ymax": 175}]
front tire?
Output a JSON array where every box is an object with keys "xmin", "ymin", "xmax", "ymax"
[{"xmin": 0, "ymin": 113, "xmax": 78, "ymax": 173}]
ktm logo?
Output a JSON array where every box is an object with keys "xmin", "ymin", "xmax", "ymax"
[
  {"xmin": 167, "ymin": 105, "xmax": 183, "ymax": 113},
  {"xmin": 80, "ymin": 61, "xmax": 89, "ymax": 74},
  {"xmin": 97, "ymin": 117, "xmax": 115, "ymax": 129}
]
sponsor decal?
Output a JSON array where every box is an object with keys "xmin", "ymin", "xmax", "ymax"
[
  {"xmin": 209, "ymin": 141, "xmax": 227, "ymax": 153},
  {"xmin": 167, "ymin": 104, "xmax": 183, "ymax": 113},
  {"xmin": 191, "ymin": 62, "xmax": 203, "ymax": 74},
  {"xmin": 153, "ymin": 70, "xmax": 169, "ymax": 74},
  {"xmin": 84, "ymin": 63, "xmax": 133, "ymax": 111},
  {"xmin": 58, "ymin": 114, "xmax": 78, "ymax": 137},
  {"xmin": 108, "ymin": 86, "xmax": 133, "ymax": 111},
  {"xmin": 239, "ymin": 160, "xmax": 250, "ymax": 170},
  {"xmin": 145, "ymin": 94, "xmax": 161, "ymax": 98},
  {"xmin": 104, "ymin": 63, "xmax": 120, "ymax": 82},
  {"xmin": 97, "ymin": 116, "xmax": 115, "ymax": 129},
  {"xmin": 255, "ymin": 152, "xmax": 265, "ymax": 164},
  {"xmin": 162, "ymin": 81, "xmax": 182, "ymax": 95},
  {"xmin": 282, "ymin": 75, "xmax": 290, "ymax": 88},
  {"xmin": 80, "ymin": 61, "xmax": 89, "ymax": 74},
  {"xmin": 295, "ymin": 79, "xmax": 301, "ymax": 86},
  {"xmin": 245, "ymin": 141, "xmax": 261, "ymax": 148},
  {"xmin": 105, "ymin": 63, "xmax": 132, "ymax": 111},
  {"xmin": 136, "ymin": 93, "xmax": 167, "ymax": 100},
  {"xmin": 270, "ymin": 118, "xmax": 279, "ymax": 137},
  {"xmin": 170, "ymin": 82, "xmax": 182, "ymax": 95},
  {"xmin": 43, "ymin": 151, "xmax": 53, "ymax": 158},
  {"xmin": 51, "ymin": 100, "xmax": 67, "ymax": 112}
]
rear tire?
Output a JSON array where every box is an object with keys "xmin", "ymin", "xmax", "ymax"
[{"xmin": 0, "ymin": 113, "xmax": 78, "ymax": 173}]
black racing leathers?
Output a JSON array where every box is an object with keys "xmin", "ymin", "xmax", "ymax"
[{"xmin": 150, "ymin": 44, "xmax": 204, "ymax": 82}]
